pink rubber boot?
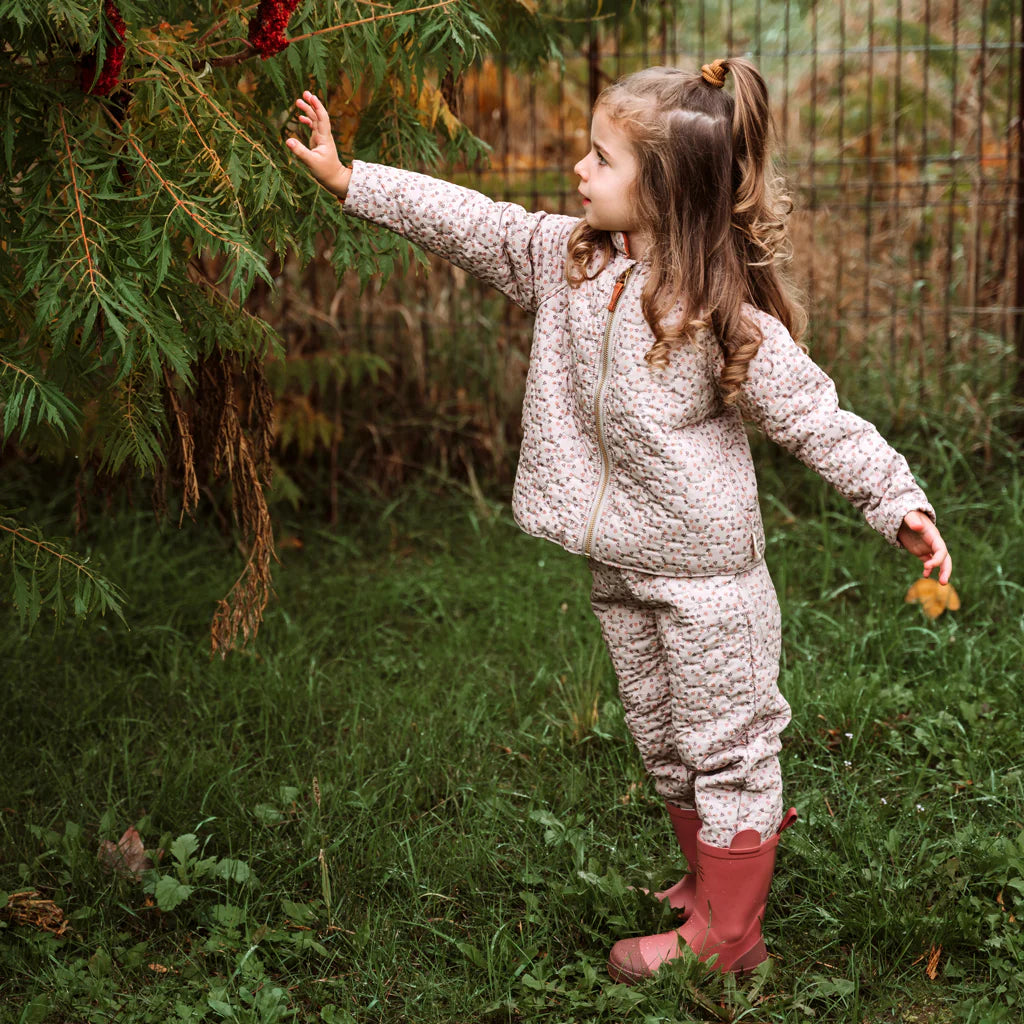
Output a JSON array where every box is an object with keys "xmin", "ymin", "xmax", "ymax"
[
  {"xmin": 650, "ymin": 804, "xmax": 700, "ymax": 915},
  {"xmin": 608, "ymin": 808, "xmax": 797, "ymax": 984}
]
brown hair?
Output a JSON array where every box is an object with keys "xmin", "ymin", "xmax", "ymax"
[{"xmin": 566, "ymin": 60, "xmax": 806, "ymax": 403}]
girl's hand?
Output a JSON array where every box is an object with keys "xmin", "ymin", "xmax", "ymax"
[
  {"xmin": 898, "ymin": 510, "xmax": 952, "ymax": 585},
  {"xmin": 286, "ymin": 91, "xmax": 352, "ymax": 198}
]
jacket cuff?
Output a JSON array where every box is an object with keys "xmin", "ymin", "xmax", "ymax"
[
  {"xmin": 879, "ymin": 499, "xmax": 936, "ymax": 549},
  {"xmin": 341, "ymin": 159, "xmax": 373, "ymax": 218}
]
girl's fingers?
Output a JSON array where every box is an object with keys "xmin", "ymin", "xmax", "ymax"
[
  {"xmin": 285, "ymin": 137, "xmax": 312, "ymax": 161},
  {"xmin": 921, "ymin": 538, "xmax": 952, "ymax": 585},
  {"xmin": 294, "ymin": 94, "xmax": 333, "ymax": 143},
  {"xmin": 301, "ymin": 91, "xmax": 327, "ymax": 121},
  {"xmin": 294, "ymin": 96, "xmax": 324, "ymax": 124},
  {"xmin": 900, "ymin": 512, "xmax": 952, "ymax": 584}
]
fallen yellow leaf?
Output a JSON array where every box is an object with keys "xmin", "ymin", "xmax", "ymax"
[{"xmin": 905, "ymin": 578, "xmax": 961, "ymax": 619}]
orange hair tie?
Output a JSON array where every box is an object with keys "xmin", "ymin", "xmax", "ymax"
[{"xmin": 701, "ymin": 59, "xmax": 728, "ymax": 88}]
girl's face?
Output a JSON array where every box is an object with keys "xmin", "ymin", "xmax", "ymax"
[{"xmin": 574, "ymin": 106, "xmax": 649, "ymax": 254}]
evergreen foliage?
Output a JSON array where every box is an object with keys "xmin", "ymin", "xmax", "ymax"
[
  {"xmin": 0, "ymin": 510, "xmax": 126, "ymax": 629},
  {"xmin": 0, "ymin": 0, "xmax": 559, "ymax": 648}
]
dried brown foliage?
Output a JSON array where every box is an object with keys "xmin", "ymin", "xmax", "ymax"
[
  {"xmin": 1, "ymin": 891, "xmax": 70, "ymax": 937},
  {"xmin": 207, "ymin": 357, "xmax": 276, "ymax": 657},
  {"xmin": 163, "ymin": 368, "xmax": 199, "ymax": 523},
  {"xmin": 159, "ymin": 354, "xmax": 276, "ymax": 656},
  {"xmin": 97, "ymin": 825, "xmax": 163, "ymax": 879}
]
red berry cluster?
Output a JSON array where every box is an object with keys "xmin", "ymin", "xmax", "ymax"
[
  {"xmin": 81, "ymin": 1, "xmax": 127, "ymax": 96},
  {"xmin": 248, "ymin": 0, "xmax": 302, "ymax": 59}
]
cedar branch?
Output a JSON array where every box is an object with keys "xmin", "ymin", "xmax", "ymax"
[
  {"xmin": 0, "ymin": 354, "xmax": 45, "ymax": 388},
  {"xmin": 134, "ymin": 45, "xmax": 275, "ymax": 165},
  {"xmin": 185, "ymin": 263, "xmax": 276, "ymax": 349},
  {"xmin": 133, "ymin": 59, "xmax": 247, "ymax": 223}
]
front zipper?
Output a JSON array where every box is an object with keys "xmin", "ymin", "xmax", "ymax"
[{"xmin": 582, "ymin": 265, "xmax": 634, "ymax": 558}]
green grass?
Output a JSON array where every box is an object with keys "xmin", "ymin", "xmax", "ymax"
[{"xmin": 1, "ymin": 439, "xmax": 1022, "ymax": 1024}]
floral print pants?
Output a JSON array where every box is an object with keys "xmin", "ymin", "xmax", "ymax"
[{"xmin": 589, "ymin": 559, "xmax": 792, "ymax": 848}]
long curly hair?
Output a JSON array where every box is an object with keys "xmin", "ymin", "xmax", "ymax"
[{"xmin": 566, "ymin": 61, "xmax": 806, "ymax": 403}]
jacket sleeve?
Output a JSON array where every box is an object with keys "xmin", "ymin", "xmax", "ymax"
[
  {"xmin": 738, "ymin": 308, "xmax": 935, "ymax": 547},
  {"xmin": 342, "ymin": 160, "xmax": 576, "ymax": 314}
]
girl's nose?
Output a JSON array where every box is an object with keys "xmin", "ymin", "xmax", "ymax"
[{"xmin": 574, "ymin": 157, "xmax": 586, "ymax": 179}]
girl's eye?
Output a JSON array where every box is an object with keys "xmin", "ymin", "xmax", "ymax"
[{"xmin": 595, "ymin": 150, "xmax": 607, "ymax": 166}]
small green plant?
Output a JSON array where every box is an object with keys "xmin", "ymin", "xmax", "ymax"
[{"xmin": 143, "ymin": 833, "xmax": 254, "ymax": 915}]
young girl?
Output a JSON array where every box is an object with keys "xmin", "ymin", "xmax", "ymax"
[{"xmin": 286, "ymin": 58, "xmax": 952, "ymax": 984}]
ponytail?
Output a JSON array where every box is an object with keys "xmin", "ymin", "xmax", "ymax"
[{"xmin": 695, "ymin": 57, "xmax": 804, "ymax": 400}]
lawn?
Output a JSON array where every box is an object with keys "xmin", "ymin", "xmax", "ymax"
[{"xmin": 1, "ymin": 437, "xmax": 1021, "ymax": 1023}]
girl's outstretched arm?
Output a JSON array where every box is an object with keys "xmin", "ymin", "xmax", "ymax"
[
  {"xmin": 282, "ymin": 93, "xmax": 576, "ymax": 314},
  {"xmin": 286, "ymin": 91, "xmax": 352, "ymax": 199},
  {"xmin": 898, "ymin": 510, "xmax": 953, "ymax": 584}
]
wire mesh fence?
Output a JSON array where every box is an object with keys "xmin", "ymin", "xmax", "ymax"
[{"xmin": 320, "ymin": 0, "xmax": 1020, "ymax": 487}]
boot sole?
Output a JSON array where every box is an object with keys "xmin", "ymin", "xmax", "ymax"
[{"xmin": 607, "ymin": 938, "xmax": 767, "ymax": 986}]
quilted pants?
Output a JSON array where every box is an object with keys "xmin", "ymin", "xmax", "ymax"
[{"xmin": 589, "ymin": 559, "xmax": 792, "ymax": 848}]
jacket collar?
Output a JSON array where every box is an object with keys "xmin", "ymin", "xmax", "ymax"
[
  {"xmin": 610, "ymin": 231, "xmax": 649, "ymax": 263},
  {"xmin": 611, "ymin": 231, "xmax": 631, "ymax": 257}
]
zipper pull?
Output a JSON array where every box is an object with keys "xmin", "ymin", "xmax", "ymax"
[{"xmin": 606, "ymin": 268, "xmax": 633, "ymax": 312}]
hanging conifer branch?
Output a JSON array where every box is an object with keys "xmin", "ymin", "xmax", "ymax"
[
  {"xmin": 156, "ymin": 88, "xmax": 246, "ymax": 222},
  {"xmin": 117, "ymin": 127, "xmax": 259, "ymax": 262},
  {"xmin": 134, "ymin": 45, "xmax": 278, "ymax": 165},
  {"xmin": 0, "ymin": 355, "xmax": 80, "ymax": 441}
]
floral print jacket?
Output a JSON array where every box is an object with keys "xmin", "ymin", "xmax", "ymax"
[{"xmin": 343, "ymin": 160, "xmax": 934, "ymax": 577}]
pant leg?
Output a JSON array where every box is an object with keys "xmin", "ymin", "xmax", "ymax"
[
  {"xmin": 589, "ymin": 561, "xmax": 696, "ymax": 808},
  {"xmin": 637, "ymin": 562, "xmax": 791, "ymax": 847}
]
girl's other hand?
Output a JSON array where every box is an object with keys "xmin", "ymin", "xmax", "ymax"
[
  {"xmin": 286, "ymin": 91, "xmax": 352, "ymax": 198},
  {"xmin": 898, "ymin": 510, "xmax": 952, "ymax": 585}
]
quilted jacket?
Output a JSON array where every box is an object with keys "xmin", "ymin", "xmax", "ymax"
[{"xmin": 343, "ymin": 160, "xmax": 934, "ymax": 577}]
